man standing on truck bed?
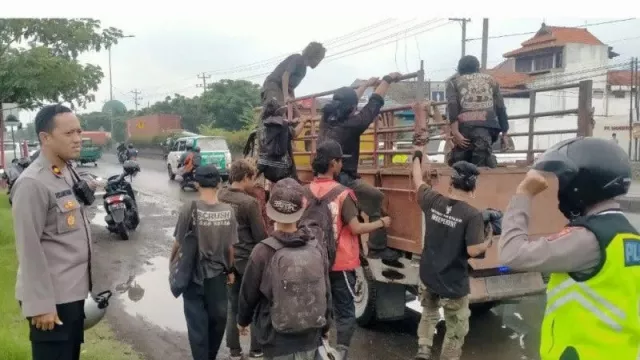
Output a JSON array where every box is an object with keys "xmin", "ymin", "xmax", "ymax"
[
  {"xmin": 410, "ymin": 132, "xmax": 491, "ymax": 359},
  {"xmin": 498, "ymin": 137, "xmax": 640, "ymax": 360},
  {"xmin": 447, "ymin": 55, "xmax": 509, "ymax": 168},
  {"xmin": 261, "ymin": 42, "xmax": 326, "ymax": 113},
  {"xmin": 318, "ymin": 72, "xmax": 402, "ymax": 261}
]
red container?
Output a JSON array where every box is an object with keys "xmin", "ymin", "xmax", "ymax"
[
  {"xmin": 126, "ymin": 114, "xmax": 182, "ymax": 139},
  {"xmin": 81, "ymin": 131, "xmax": 112, "ymax": 146}
]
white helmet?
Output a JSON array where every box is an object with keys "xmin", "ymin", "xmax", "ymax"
[{"xmin": 84, "ymin": 290, "xmax": 113, "ymax": 330}]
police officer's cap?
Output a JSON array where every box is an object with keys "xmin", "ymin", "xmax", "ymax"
[{"xmin": 533, "ymin": 137, "xmax": 631, "ymax": 219}]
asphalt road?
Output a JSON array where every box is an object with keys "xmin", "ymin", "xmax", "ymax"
[{"xmin": 86, "ymin": 153, "xmax": 638, "ymax": 360}]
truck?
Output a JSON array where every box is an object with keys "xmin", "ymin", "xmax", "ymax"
[
  {"xmin": 256, "ymin": 67, "xmax": 595, "ymax": 326},
  {"xmin": 81, "ymin": 131, "xmax": 112, "ymax": 147},
  {"xmin": 126, "ymin": 114, "xmax": 182, "ymax": 140}
]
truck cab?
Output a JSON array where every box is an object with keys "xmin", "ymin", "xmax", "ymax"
[
  {"xmin": 273, "ymin": 73, "xmax": 595, "ymax": 326},
  {"xmin": 166, "ymin": 135, "xmax": 232, "ymax": 181}
]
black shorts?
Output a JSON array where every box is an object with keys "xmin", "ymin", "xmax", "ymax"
[{"xmin": 27, "ymin": 300, "xmax": 85, "ymax": 360}]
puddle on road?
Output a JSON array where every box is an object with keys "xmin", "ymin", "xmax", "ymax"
[
  {"xmin": 90, "ymin": 205, "xmax": 109, "ymax": 227},
  {"xmin": 117, "ymin": 256, "xmax": 187, "ymax": 332}
]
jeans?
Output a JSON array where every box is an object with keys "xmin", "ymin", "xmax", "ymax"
[
  {"xmin": 448, "ymin": 126, "xmax": 497, "ymax": 168},
  {"xmin": 183, "ymin": 275, "xmax": 228, "ymax": 360},
  {"xmin": 226, "ymin": 272, "xmax": 261, "ymax": 353},
  {"xmin": 329, "ymin": 271, "xmax": 357, "ymax": 347}
]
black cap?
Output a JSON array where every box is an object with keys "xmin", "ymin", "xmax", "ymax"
[
  {"xmin": 316, "ymin": 139, "xmax": 351, "ymax": 160},
  {"xmin": 333, "ymin": 87, "xmax": 359, "ymax": 109},
  {"xmin": 194, "ymin": 165, "xmax": 221, "ymax": 188}
]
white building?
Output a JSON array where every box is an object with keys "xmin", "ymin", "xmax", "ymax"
[{"xmin": 479, "ymin": 23, "xmax": 638, "ymax": 156}]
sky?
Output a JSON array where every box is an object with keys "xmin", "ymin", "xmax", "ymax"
[{"xmin": 5, "ymin": 14, "xmax": 640, "ymax": 123}]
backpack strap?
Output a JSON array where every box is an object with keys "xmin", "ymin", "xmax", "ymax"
[
  {"xmin": 262, "ymin": 236, "xmax": 285, "ymax": 251},
  {"xmin": 320, "ymin": 184, "xmax": 347, "ymax": 204}
]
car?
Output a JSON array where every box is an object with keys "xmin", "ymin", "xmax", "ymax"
[{"xmin": 166, "ymin": 135, "xmax": 231, "ymax": 181}]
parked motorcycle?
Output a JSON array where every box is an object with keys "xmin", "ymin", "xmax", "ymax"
[
  {"xmin": 103, "ymin": 161, "xmax": 140, "ymax": 240},
  {"xmin": 2, "ymin": 158, "xmax": 32, "ymax": 203}
]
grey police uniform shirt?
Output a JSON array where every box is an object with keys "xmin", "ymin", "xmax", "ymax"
[
  {"xmin": 497, "ymin": 195, "xmax": 617, "ymax": 274},
  {"xmin": 10, "ymin": 155, "xmax": 91, "ymax": 318}
]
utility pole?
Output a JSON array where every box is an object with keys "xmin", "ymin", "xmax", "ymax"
[
  {"xmin": 449, "ymin": 18, "xmax": 471, "ymax": 58},
  {"xmin": 107, "ymin": 35, "xmax": 135, "ymax": 102},
  {"xmin": 131, "ymin": 89, "xmax": 143, "ymax": 112},
  {"xmin": 481, "ymin": 18, "xmax": 489, "ymax": 70},
  {"xmin": 196, "ymin": 72, "xmax": 211, "ymax": 92}
]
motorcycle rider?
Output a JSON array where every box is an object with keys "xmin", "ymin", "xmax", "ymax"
[
  {"xmin": 126, "ymin": 143, "xmax": 138, "ymax": 161},
  {"xmin": 178, "ymin": 143, "xmax": 195, "ymax": 176},
  {"xmin": 182, "ymin": 146, "xmax": 201, "ymax": 186},
  {"xmin": 499, "ymin": 137, "xmax": 640, "ymax": 360}
]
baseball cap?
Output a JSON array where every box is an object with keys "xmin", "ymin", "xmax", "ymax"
[
  {"xmin": 194, "ymin": 165, "xmax": 221, "ymax": 188},
  {"xmin": 316, "ymin": 139, "xmax": 351, "ymax": 160},
  {"xmin": 266, "ymin": 178, "xmax": 305, "ymax": 223}
]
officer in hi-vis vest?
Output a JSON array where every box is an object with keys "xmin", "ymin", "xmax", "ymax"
[{"xmin": 498, "ymin": 137, "xmax": 639, "ymax": 360}]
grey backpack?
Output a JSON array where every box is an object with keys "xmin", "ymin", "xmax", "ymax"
[{"xmin": 262, "ymin": 237, "xmax": 328, "ymax": 334}]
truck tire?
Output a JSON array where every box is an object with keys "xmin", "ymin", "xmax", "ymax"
[
  {"xmin": 470, "ymin": 301, "xmax": 498, "ymax": 316},
  {"xmin": 355, "ymin": 266, "xmax": 377, "ymax": 327},
  {"xmin": 167, "ymin": 165, "xmax": 176, "ymax": 180}
]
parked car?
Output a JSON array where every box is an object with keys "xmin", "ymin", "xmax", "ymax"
[{"xmin": 166, "ymin": 136, "xmax": 231, "ymax": 181}]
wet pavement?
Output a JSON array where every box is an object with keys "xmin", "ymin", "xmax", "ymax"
[{"xmin": 85, "ymin": 154, "xmax": 640, "ymax": 360}]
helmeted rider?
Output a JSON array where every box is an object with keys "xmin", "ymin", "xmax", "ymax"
[
  {"xmin": 498, "ymin": 137, "xmax": 640, "ymax": 360},
  {"xmin": 178, "ymin": 142, "xmax": 194, "ymax": 169},
  {"xmin": 182, "ymin": 146, "xmax": 201, "ymax": 184},
  {"xmin": 126, "ymin": 143, "xmax": 138, "ymax": 161}
]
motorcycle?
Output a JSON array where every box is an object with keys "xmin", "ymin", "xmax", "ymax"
[
  {"xmin": 103, "ymin": 161, "xmax": 140, "ymax": 240},
  {"xmin": 180, "ymin": 167, "xmax": 198, "ymax": 191},
  {"xmin": 2, "ymin": 158, "xmax": 32, "ymax": 203}
]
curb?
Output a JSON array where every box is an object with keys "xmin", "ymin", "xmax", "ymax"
[{"xmin": 617, "ymin": 196, "xmax": 640, "ymax": 213}]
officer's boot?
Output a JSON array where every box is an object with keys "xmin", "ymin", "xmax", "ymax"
[{"xmin": 335, "ymin": 345, "xmax": 349, "ymax": 360}]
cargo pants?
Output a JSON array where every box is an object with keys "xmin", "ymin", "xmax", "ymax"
[
  {"xmin": 448, "ymin": 126, "xmax": 497, "ymax": 168},
  {"xmin": 417, "ymin": 285, "xmax": 470, "ymax": 360}
]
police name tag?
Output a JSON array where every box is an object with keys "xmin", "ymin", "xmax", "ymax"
[{"xmin": 623, "ymin": 239, "xmax": 640, "ymax": 267}]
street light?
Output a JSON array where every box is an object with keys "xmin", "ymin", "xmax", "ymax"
[
  {"xmin": 108, "ymin": 34, "xmax": 135, "ymax": 101},
  {"xmin": 107, "ymin": 34, "xmax": 135, "ymax": 134}
]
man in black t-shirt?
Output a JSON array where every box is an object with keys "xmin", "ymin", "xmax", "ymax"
[
  {"xmin": 261, "ymin": 42, "xmax": 326, "ymax": 111},
  {"xmin": 410, "ymin": 149, "xmax": 491, "ymax": 360}
]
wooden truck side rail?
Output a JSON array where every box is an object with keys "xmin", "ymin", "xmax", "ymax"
[{"xmin": 285, "ymin": 72, "xmax": 594, "ymax": 264}]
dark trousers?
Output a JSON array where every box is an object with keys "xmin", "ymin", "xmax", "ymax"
[
  {"xmin": 342, "ymin": 176, "xmax": 386, "ymax": 251},
  {"xmin": 448, "ymin": 126, "xmax": 497, "ymax": 168},
  {"xmin": 329, "ymin": 271, "xmax": 357, "ymax": 347},
  {"xmin": 28, "ymin": 300, "xmax": 85, "ymax": 360},
  {"xmin": 183, "ymin": 275, "xmax": 228, "ymax": 360},
  {"xmin": 226, "ymin": 272, "xmax": 261, "ymax": 353}
]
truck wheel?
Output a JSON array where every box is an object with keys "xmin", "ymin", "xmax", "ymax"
[
  {"xmin": 355, "ymin": 266, "xmax": 377, "ymax": 327},
  {"xmin": 470, "ymin": 301, "xmax": 498, "ymax": 316},
  {"xmin": 167, "ymin": 165, "xmax": 175, "ymax": 180}
]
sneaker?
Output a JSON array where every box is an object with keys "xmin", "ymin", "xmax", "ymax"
[
  {"xmin": 415, "ymin": 345, "xmax": 432, "ymax": 360},
  {"xmin": 229, "ymin": 348, "xmax": 243, "ymax": 360},
  {"xmin": 249, "ymin": 350, "xmax": 263, "ymax": 358}
]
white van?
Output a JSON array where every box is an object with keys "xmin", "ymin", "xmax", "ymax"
[{"xmin": 166, "ymin": 136, "xmax": 232, "ymax": 181}]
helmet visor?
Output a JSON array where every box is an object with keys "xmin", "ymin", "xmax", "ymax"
[{"xmin": 532, "ymin": 138, "xmax": 579, "ymax": 192}]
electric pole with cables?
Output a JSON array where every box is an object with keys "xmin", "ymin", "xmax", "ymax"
[
  {"xmin": 449, "ymin": 18, "xmax": 471, "ymax": 57},
  {"xmin": 196, "ymin": 72, "xmax": 211, "ymax": 92},
  {"xmin": 131, "ymin": 89, "xmax": 143, "ymax": 112},
  {"xmin": 481, "ymin": 18, "xmax": 489, "ymax": 70}
]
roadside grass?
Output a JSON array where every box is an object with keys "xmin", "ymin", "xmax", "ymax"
[{"xmin": 0, "ymin": 193, "xmax": 143, "ymax": 360}]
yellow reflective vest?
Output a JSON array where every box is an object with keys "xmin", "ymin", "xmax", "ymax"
[{"xmin": 540, "ymin": 210, "xmax": 640, "ymax": 360}]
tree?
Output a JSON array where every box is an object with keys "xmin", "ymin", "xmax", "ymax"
[
  {"xmin": 0, "ymin": 19, "xmax": 124, "ymax": 109},
  {"xmin": 200, "ymin": 79, "xmax": 261, "ymax": 131}
]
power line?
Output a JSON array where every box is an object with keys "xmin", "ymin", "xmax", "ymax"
[
  {"xmin": 130, "ymin": 89, "xmax": 143, "ymax": 112},
  {"xmin": 466, "ymin": 18, "xmax": 637, "ymax": 42},
  {"xmin": 196, "ymin": 72, "xmax": 211, "ymax": 92}
]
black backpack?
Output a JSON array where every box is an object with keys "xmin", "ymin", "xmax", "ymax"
[
  {"xmin": 299, "ymin": 184, "xmax": 348, "ymax": 267},
  {"xmin": 257, "ymin": 115, "xmax": 298, "ymax": 183}
]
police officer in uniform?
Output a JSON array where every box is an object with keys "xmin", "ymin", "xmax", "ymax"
[
  {"xmin": 498, "ymin": 137, "xmax": 640, "ymax": 360},
  {"xmin": 11, "ymin": 104, "xmax": 93, "ymax": 360}
]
